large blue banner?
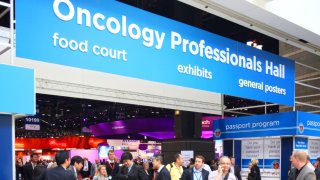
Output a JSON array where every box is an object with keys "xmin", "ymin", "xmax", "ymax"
[
  {"xmin": 213, "ymin": 112, "xmax": 297, "ymax": 139},
  {"xmin": 0, "ymin": 64, "xmax": 35, "ymax": 114},
  {"xmin": 16, "ymin": 0, "xmax": 295, "ymax": 106},
  {"xmin": 296, "ymin": 111, "xmax": 320, "ymax": 136}
]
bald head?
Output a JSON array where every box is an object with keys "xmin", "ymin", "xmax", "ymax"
[
  {"xmin": 292, "ymin": 150, "xmax": 307, "ymax": 163},
  {"xmin": 291, "ymin": 150, "xmax": 308, "ymax": 170}
]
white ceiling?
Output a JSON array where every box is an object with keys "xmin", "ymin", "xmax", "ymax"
[{"xmin": 178, "ymin": 0, "xmax": 320, "ymax": 56}]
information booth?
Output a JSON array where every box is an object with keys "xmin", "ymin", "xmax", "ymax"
[{"xmin": 213, "ymin": 111, "xmax": 320, "ymax": 180}]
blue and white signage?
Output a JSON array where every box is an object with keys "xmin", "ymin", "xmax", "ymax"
[
  {"xmin": 16, "ymin": 0, "xmax": 295, "ymax": 106},
  {"xmin": 297, "ymin": 111, "xmax": 320, "ymax": 136},
  {"xmin": 0, "ymin": 64, "xmax": 35, "ymax": 115},
  {"xmin": 213, "ymin": 112, "xmax": 297, "ymax": 139},
  {"xmin": 294, "ymin": 137, "xmax": 308, "ymax": 150},
  {"xmin": 25, "ymin": 117, "xmax": 40, "ymax": 131}
]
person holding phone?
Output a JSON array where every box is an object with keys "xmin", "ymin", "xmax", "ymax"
[{"xmin": 209, "ymin": 156, "xmax": 236, "ymax": 180}]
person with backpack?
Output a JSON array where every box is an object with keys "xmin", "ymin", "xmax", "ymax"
[{"xmin": 166, "ymin": 153, "xmax": 184, "ymax": 180}]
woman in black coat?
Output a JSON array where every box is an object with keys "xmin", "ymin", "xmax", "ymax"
[{"xmin": 248, "ymin": 158, "xmax": 261, "ymax": 180}]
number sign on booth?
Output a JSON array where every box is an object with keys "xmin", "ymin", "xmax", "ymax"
[{"xmin": 16, "ymin": 0, "xmax": 295, "ymax": 106}]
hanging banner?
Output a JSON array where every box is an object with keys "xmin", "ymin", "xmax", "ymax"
[
  {"xmin": 241, "ymin": 139, "xmax": 264, "ymax": 159},
  {"xmin": 308, "ymin": 139, "xmax": 320, "ymax": 164},
  {"xmin": 16, "ymin": 0, "xmax": 295, "ymax": 106},
  {"xmin": 263, "ymin": 138, "xmax": 280, "ymax": 171}
]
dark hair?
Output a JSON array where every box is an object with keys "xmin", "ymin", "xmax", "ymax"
[
  {"xmin": 153, "ymin": 154, "xmax": 164, "ymax": 164},
  {"xmin": 121, "ymin": 152, "xmax": 133, "ymax": 162},
  {"xmin": 71, "ymin": 156, "xmax": 83, "ymax": 166},
  {"xmin": 195, "ymin": 155, "xmax": 205, "ymax": 163},
  {"xmin": 30, "ymin": 153, "xmax": 38, "ymax": 158},
  {"xmin": 108, "ymin": 150, "xmax": 114, "ymax": 155},
  {"xmin": 317, "ymin": 157, "xmax": 320, "ymax": 162},
  {"xmin": 55, "ymin": 151, "xmax": 70, "ymax": 166},
  {"xmin": 174, "ymin": 153, "xmax": 182, "ymax": 162}
]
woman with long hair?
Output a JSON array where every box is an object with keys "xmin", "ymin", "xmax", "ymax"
[{"xmin": 93, "ymin": 165, "xmax": 109, "ymax": 180}]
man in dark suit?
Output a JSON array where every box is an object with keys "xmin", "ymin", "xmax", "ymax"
[
  {"xmin": 291, "ymin": 150, "xmax": 316, "ymax": 180},
  {"xmin": 231, "ymin": 157, "xmax": 242, "ymax": 180},
  {"xmin": 181, "ymin": 155, "xmax": 209, "ymax": 180},
  {"xmin": 23, "ymin": 153, "xmax": 39, "ymax": 180},
  {"xmin": 117, "ymin": 152, "xmax": 148, "ymax": 180},
  {"xmin": 105, "ymin": 150, "xmax": 120, "ymax": 179},
  {"xmin": 68, "ymin": 156, "xmax": 83, "ymax": 180},
  {"xmin": 43, "ymin": 151, "xmax": 74, "ymax": 180},
  {"xmin": 152, "ymin": 154, "xmax": 171, "ymax": 180}
]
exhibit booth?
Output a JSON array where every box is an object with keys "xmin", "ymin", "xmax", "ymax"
[
  {"xmin": 213, "ymin": 111, "xmax": 320, "ymax": 180},
  {"xmin": 0, "ymin": 0, "xmax": 298, "ymax": 178}
]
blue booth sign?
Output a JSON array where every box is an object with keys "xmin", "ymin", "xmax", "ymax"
[
  {"xmin": 0, "ymin": 64, "xmax": 35, "ymax": 115},
  {"xmin": 16, "ymin": 0, "xmax": 295, "ymax": 106},
  {"xmin": 213, "ymin": 112, "xmax": 297, "ymax": 139},
  {"xmin": 213, "ymin": 111, "xmax": 320, "ymax": 139},
  {"xmin": 294, "ymin": 137, "xmax": 308, "ymax": 150},
  {"xmin": 297, "ymin": 111, "xmax": 320, "ymax": 136}
]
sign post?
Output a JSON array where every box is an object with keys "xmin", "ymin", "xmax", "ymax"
[{"xmin": 0, "ymin": 64, "xmax": 35, "ymax": 179}]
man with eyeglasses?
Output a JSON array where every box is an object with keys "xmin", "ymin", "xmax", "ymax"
[{"xmin": 209, "ymin": 156, "xmax": 236, "ymax": 180}]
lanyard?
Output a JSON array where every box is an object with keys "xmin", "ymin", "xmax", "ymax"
[{"xmin": 194, "ymin": 172, "xmax": 202, "ymax": 180}]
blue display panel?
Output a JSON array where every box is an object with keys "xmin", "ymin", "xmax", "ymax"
[
  {"xmin": 16, "ymin": 0, "xmax": 295, "ymax": 106},
  {"xmin": 0, "ymin": 64, "xmax": 35, "ymax": 114},
  {"xmin": 213, "ymin": 112, "xmax": 297, "ymax": 139}
]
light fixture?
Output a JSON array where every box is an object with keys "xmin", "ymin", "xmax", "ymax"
[{"xmin": 246, "ymin": 40, "xmax": 263, "ymax": 50}]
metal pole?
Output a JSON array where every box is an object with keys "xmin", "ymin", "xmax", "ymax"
[
  {"xmin": 10, "ymin": 0, "xmax": 15, "ymax": 65},
  {"xmin": 221, "ymin": 94, "xmax": 224, "ymax": 118},
  {"xmin": 10, "ymin": 1, "xmax": 16, "ymax": 179},
  {"xmin": 265, "ymin": 102, "xmax": 267, "ymax": 114}
]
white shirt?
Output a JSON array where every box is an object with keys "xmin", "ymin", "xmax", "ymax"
[
  {"xmin": 203, "ymin": 164, "xmax": 212, "ymax": 172},
  {"xmin": 209, "ymin": 170, "xmax": 237, "ymax": 180},
  {"xmin": 157, "ymin": 165, "xmax": 165, "ymax": 173},
  {"xmin": 73, "ymin": 166, "xmax": 77, "ymax": 177},
  {"xmin": 230, "ymin": 166, "xmax": 235, "ymax": 173},
  {"xmin": 47, "ymin": 162, "xmax": 53, "ymax": 169},
  {"xmin": 84, "ymin": 160, "xmax": 89, "ymax": 171}
]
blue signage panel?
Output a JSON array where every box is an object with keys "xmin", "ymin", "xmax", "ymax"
[
  {"xmin": 16, "ymin": 0, "xmax": 295, "ymax": 106},
  {"xmin": 0, "ymin": 115, "xmax": 14, "ymax": 180},
  {"xmin": 0, "ymin": 64, "xmax": 35, "ymax": 114},
  {"xmin": 264, "ymin": 159, "xmax": 280, "ymax": 169},
  {"xmin": 296, "ymin": 111, "xmax": 320, "ymax": 136},
  {"xmin": 294, "ymin": 137, "xmax": 308, "ymax": 150},
  {"xmin": 213, "ymin": 112, "xmax": 297, "ymax": 139}
]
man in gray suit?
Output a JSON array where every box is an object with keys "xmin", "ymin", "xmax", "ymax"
[
  {"xmin": 68, "ymin": 156, "xmax": 83, "ymax": 180},
  {"xmin": 291, "ymin": 150, "xmax": 316, "ymax": 180}
]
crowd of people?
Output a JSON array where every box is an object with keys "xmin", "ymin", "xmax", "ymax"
[
  {"xmin": 15, "ymin": 150, "xmax": 246, "ymax": 180},
  {"xmin": 16, "ymin": 149, "xmax": 320, "ymax": 180}
]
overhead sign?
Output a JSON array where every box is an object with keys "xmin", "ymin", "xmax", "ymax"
[
  {"xmin": 0, "ymin": 64, "xmax": 35, "ymax": 115},
  {"xmin": 296, "ymin": 111, "xmax": 320, "ymax": 136},
  {"xmin": 214, "ymin": 111, "xmax": 320, "ymax": 139},
  {"xmin": 213, "ymin": 112, "xmax": 297, "ymax": 139},
  {"xmin": 25, "ymin": 117, "xmax": 40, "ymax": 131},
  {"xmin": 15, "ymin": 0, "xmax": 295, "ymax": 106}
]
